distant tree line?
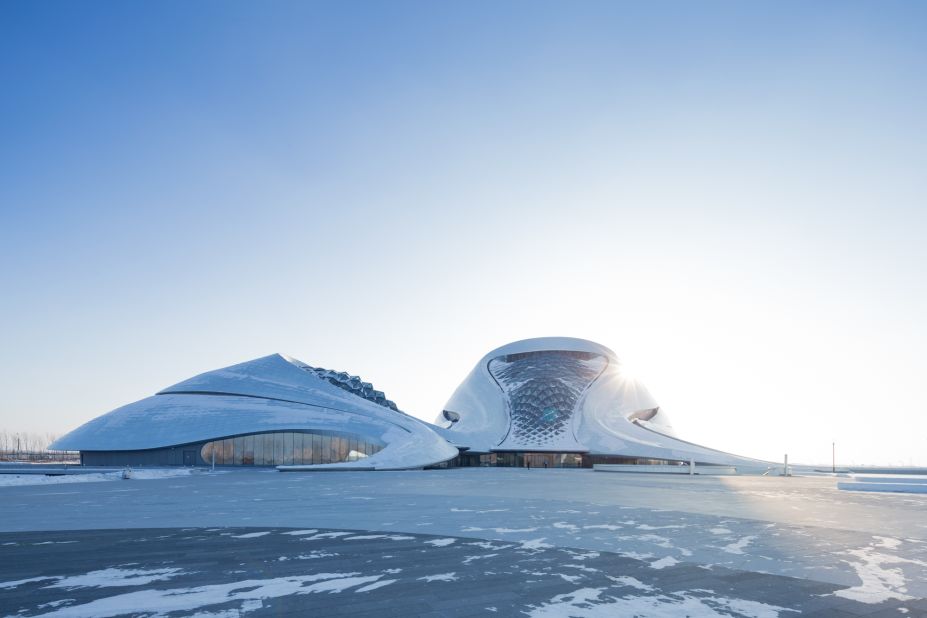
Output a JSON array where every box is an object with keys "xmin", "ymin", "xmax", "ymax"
[{"xmin": 0, "ymin": 430, "xmax": 78, "ymax": 462}]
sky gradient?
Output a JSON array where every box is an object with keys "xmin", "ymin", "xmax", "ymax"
[{"xmin": 2, "ymin": 1, "xmax": 926, "ymax": 466}]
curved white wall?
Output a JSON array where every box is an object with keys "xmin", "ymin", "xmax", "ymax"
[{"xmin": 439, "ymin": 337, "xmax": 768, "ymax": 466}]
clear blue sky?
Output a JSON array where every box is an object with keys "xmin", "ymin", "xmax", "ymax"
[{"xmin": 2, "ymin": 1, "xmax": 926, "ymax": 465}]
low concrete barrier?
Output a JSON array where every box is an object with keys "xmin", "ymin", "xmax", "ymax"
[
  {"xmin": 838, "ymin": 481, "xmax": 927, "ymax": 494},
  {"xmin": 849, "ymin": 475, "xmax": 927, "ymax": 484}
]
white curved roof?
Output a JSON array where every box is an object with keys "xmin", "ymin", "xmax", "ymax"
[
  {"xmin": 51, "ymin": 354, "xmax": 457, "ymax": 470},
  {"xmin": 439, "ymin": 337, "xmax": 768, "ymax": 466},
  {"xmin": 480, "ymin": 337, "xmax": 620, "ymax": 361}
]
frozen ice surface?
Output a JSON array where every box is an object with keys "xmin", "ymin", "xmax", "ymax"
[{"xmin": 2, "ymin": 468, "xmax": 926, "ymax": 614}]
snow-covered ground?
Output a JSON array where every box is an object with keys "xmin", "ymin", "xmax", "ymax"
[{"xmin": 0, "ymin": 468, "xmax": 197, "ymax": 487}]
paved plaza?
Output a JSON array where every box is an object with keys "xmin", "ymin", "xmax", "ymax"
[{"xmin": 2, "ymin": 468, "xmax": 926, "ymax": 616}]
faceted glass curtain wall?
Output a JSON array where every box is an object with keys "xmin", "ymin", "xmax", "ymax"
[
  {"xmin": 489, "ymin": 350, "xmax": 607, "ymax": 446},
  {"xmin": 284, "ymin": 357, "xmax": 400, "ymax": 411},
  {"xmin": 200, "ymin": 431, "xmax": 384, "ymax": 466}
]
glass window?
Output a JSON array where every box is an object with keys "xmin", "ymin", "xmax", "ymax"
[
  {"xmin": 200, "ymin": 431, "xmax": 381, "ymax": 467},
  {"xmin": 233, "ymin": 436, "xmax": 244, "ymax": 465},
  {"xmin": 292, "ymin": 433, "xmax": 304, "ymax": 465},
  {"xmin": 338, "ymin": 436, "xmax": 348, "ymax": 462},
  {"xmin": 243, "ymin": 435, "xmax": 254, "ymax": 465},
  {"xmin": 302, "ymin": 433, "xmax": 313, "ymax": 464},
  {"xmin": 274, "ymin": 433, "xmax": 285, "ymax": 466},
  {"xmin": 263, "ymin": 434, "xmax": 274, "ymax": 465},
  {"xmin": 323, "ymin": 434, "xmax": 334, "ymax": 463},
  {"xmin": 223, "ymin": 438, "xmax": 233, "ymax": 465},
  {"xmin": 253, "ymin": 434, "xmax": 263, "ymax": 465},
  {"xmin": 283, "ymin": 433, "xmax": 294, "ymax": 465},
  {"xmin": 200, "ymin": 442, "xmax": 214, "ymax": 465}
]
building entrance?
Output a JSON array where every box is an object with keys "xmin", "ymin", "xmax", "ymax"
[{"xmin": 454, "ymin": 452, "xmax": 585, "ymax": 468}]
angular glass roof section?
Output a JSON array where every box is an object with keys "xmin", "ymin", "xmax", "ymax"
[
  {"xmin": 490, "ymin": 350, "xmax": 607, "ymax": 448},
  {"xmin": 286, "ymin": 357, "xmax": 400, "ymax": 412}
]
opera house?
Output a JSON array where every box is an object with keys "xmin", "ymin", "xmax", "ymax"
[{"xmin": 51, "ymin": 337, "xmax": 763, "ymax": 470}]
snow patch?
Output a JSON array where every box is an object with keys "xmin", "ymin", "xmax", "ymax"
[
  {"xmin": 418, "ymin": 572, "xmax": 458, "ymax": 582},
  {"xmin": 635, "ymin": 534, "xmax": 674, "ymax": 548},
  {"xmin": 461, "ymin": 526, "xmax": 538, "ymax": 534},
  {"xmin": 48, "ymin": 568, "xmax": 186, "ymax": 589},
  {"xmin": 37, "ymin": 599, "xmax": 73, "ymax": 609},
  {"xmin": 303, "ymin": 532, "xmax": 352, "ymax": 540},
  {"xmin": 343, "ymin": 534, "xmax": 415, "ymax": 541},
  {"xmin": 466, "ymin": 541, "xmax": 512, "ymax": 550},
  {"xmin": 649, "ymin": 556, "xmax": 679, "ymax": 569},
  {"xmin": 293, "ymin": 551, "xmax": 338, "ymax": 560},
  {"xmin": 520, "ymin": 538, "xmax": 553, "ymax": 551},
  {"xmin": 231, "ymin": 532, "xmax": 271, "ymax": 539},
  {"xmin": 462, "ymin": 554, "xmax": 498, "ymax": 565},
  {"xmin": 564, "ymin": 550, "xmax": 599, "ymax": 561},
  {"xmin": 722, "ymin": 536, "xmax": 756, "ymax": 555},
  {"xmin": 34, "ymin": 571, "xmax": 377, "ymax": 616},
  {"xmin": 281, "ymin": 530, "xmax": 318, "ymax": 536},
  {"xmin": 834, "ymin": 539, "xmax": 927, "ymax": 603},
  {"xmin": 0, "ymin": 576, "xmax": 58, "ymax": 589},
  {"xmin": 619, "ymin": 551, "xmax": 653, "ymax": 561},
  {"xmin": 563, "ymin": 564, "xmax": 599, "ymax": 574},
  {"xmin": 875, "ymin": 537, "xmax": 902, "ymax": 550},
  {"xmin": 607, "ymin": 576, "xmax": 653, "ymax": 591},
  {"xmin": 355, "ymin": 579, "xmax": 396, "ymax": 592},
  {"xmin": 526, "ymin": 587, "xmax": 797, "ymax": 618}
]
